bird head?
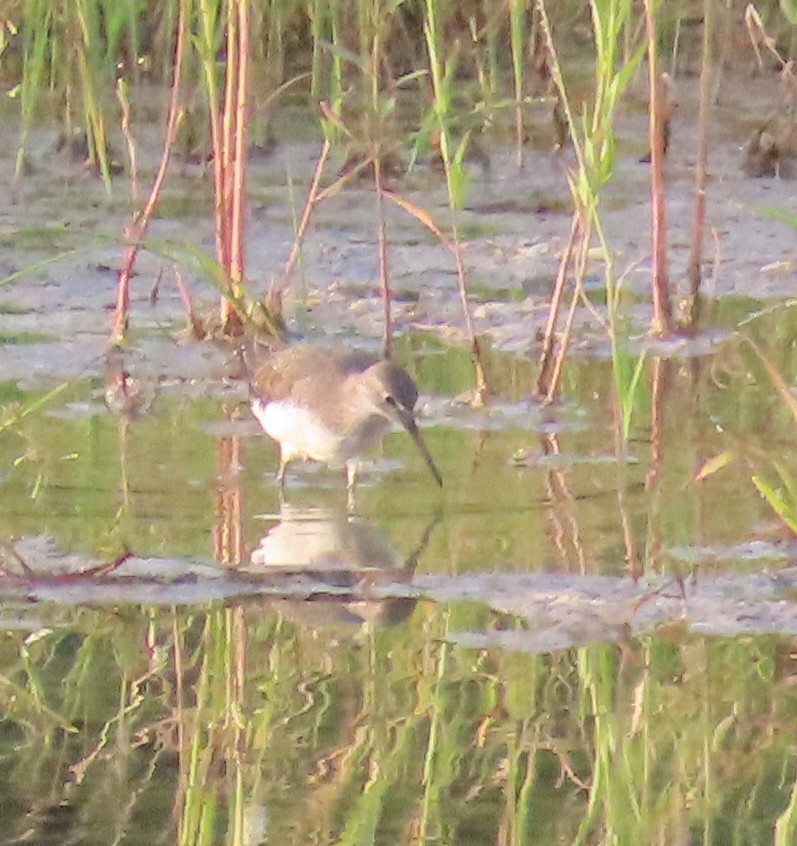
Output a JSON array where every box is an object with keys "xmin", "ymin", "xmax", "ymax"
[{"xmin": 361, "ymin": 362, "xmax": 442, "ymax": 487}]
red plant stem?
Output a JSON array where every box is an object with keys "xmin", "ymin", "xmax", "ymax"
[
  {"xmin": 110, "ymin": 0, "xmax": 188, "ymax": 344},
  {"xmin": 213, "ymin": 434, "xmax": 243, "ymax": 565},
  {"xmin": 270, "ymin": 136, "xmax": 331, "ymax": 301},
  {"xmin": 380, "ymin": 187, "xmax": 487, "ymax": 396},
  {"xmin": 545, "ymin": 217, "xmax": 590, "ymax": 404},
  {"xmin": 215, "ymin": 0, "xmax": 251, "ymax": 332},
  {"xmin": 644, "ymin": 3, "xmax": 672, "ymax": 336},
  {"xmin": 451, "ymin": 230, "xmax": 488, "ymax": 401},
  {"xmin": 204, "ymin": 21, "xmax": 225, "ymax": 285},
  {"xmin": 687, "ymin": 0, "xmax": 713, "ymax": 310},
  {"xmin": 218, "ymin": 6, "xmax": 238, "ymax": 323},
  {"xmin": 537, "ymin": 214, "xmax": 578, "ymax": 397},
  {"xmin": 230, "ymin": 0, "xmax": 250, "ymax": 290},
  {"xmin": 644, "ymin": 356, "xmax": 673, "ymax": 573}
]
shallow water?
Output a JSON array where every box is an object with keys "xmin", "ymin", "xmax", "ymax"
[{"xmin": 1, "ymin": 332, "xmax": 797, "ymax": 844}]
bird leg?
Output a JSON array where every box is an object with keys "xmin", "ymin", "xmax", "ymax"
[
  {"xmin": 345, "ymin": 461, "xmax": 360, "ymax": 511},
  {"xmin": 276, "ymin": 456, "xmax": 290, "ymax": 488}
]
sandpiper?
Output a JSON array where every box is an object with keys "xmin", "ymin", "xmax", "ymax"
[{"xmin": 248, "ymin": 344, "xmax": 442, "ymax": 492}]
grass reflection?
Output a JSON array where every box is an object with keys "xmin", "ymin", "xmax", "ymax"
[{"xmin": 0, "ymin": 602, "xmax": 796, "ymax": 845}]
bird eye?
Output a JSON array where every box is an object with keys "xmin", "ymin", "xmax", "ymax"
[{"xmin": 384, "ymin": 394, "xmax": 397, "ymax": 408}]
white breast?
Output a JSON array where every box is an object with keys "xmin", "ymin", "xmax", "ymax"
[
  {"xmin": 252, "ymin": 399, "xmax": 394, "ymax": 464},
  {"xmin": 252, "ymin": 400, "xmax": 342, "ymax": 462}
]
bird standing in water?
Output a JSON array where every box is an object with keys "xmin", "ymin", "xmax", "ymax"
[{"xmin": 247, "ymin": 344, "xmax": 442, "ymax": 493}]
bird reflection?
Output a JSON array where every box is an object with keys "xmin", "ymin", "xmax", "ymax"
[
  {"xmin": 243, "ymin": 504, "xmax": 438, "ymax": 630},
  {"xmin": 102, "ymin": 346, "xmax": 155, "ymax": 421}
]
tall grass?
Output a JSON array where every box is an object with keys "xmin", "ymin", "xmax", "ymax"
[
  {"xmin": 4, "ymin": 0, "xmax": 795, "ymax": 351},
  {"xmin": 535, "ymin": 0, "xmax": 645, "ymax": 420},
  {"xmin": 422, "ymin": 0, "xmax": 488, "ymax": 398},
  {"xmin": 11, "ymin": 0, "xmax": 136, "ymax": 188},
  {"xmin": 0, "ymin": 0, "xmax": 533, "ymax": 343}
]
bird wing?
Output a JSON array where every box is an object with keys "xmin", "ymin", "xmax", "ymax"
[{"xmin": 251, "ymin": 346, "xmax": 378, "ymax": 406}]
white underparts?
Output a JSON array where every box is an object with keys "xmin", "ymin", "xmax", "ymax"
[{"xmin": 252, "ymin": 399, "xmax": 393, "ymax": 464}]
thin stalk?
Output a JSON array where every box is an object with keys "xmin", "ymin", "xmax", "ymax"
[
  {"xmin": 14, "ymin": 0, "xmax": 51, "ymax": 192},
  {"xmin": 686, "ymin": 0, "xmax": 714, "ymax": 323},
  {"xmin": 229, "ymin": 0, "xmax": 251, "ymax": 294},
  {"xmin": 381, "ymin": 187, "xmax": 487, "ymax": 394},
  {"xmin": 213, "ymin": 0, "xmax": 251, "ymax": 334},
  {"xmin": 422, "ymin": 0, "xmax": 488, "ymax": 400},
  {"xmin": 509, "ymin": 0, "xmax": 526, "ymax": 168},
  {"xmin": 418, "ymin": 637, "xmax": 450, "ymax": 842},
  {"xmin": 213, "ymin": 435, "xmax": 244, "ymax": 566},
  {"xmin": 199, "ymin": 0, "xmax": 226, "ymax": 277},
  {"xmin": 712, "ymin": 0, "xmax": 734, "ymax": 102},
  {"xmin": 270, "ymin": 136, "xmax": 332, "ymax": 301},
  {"xmin": 644, "ymin": 2, "xmax": 672, "ymax": 335},
  {"xmin": 229, "ymin": 611, "xmax": 247, "ymax": 844},
  {"xmin": 541, "ymin": 432, "xmax": 588, "ymax": 572},
  {"xmin": 536, "ymin": 215, "xmax": 578, "ymax": 397},
  {"xmin": 374, "ymin": 154, "xmax": 392, "ymax": 359},
  {"xmin": 369, "ymin": 15, "xmax": 393, "ymax": 356},
  {"xmin": 535, "ymin": 0, "xmax": 643, "ymax": 405},
  {"xmin": 452, "ymin": 236, "xmax": 488, "ymax": 399},
  {"xmin": 74, "ymin": 0, "xmax": 113, "ymax": 190},
  {"xmin": 309, "ymin": 0, "xmax": 326, "ymax": 99},
  {"xmin": 330, "ymin": 2, "xmax": 345, "ymax": 110},
  {"xmin": 544, "ymin": 218, "xmax": 590, "ymax": 404},
  {"xmin": 219, "ymin": 3, "xmax": 238, "ymax": 290},
  {"xmin": 116, "ymin": 78, "xmax": 139, "ymax": 207},
  {"xmin": 643, "ymin": 356, "xmax": 671, "ymax": 572},
  {"xmin": 110, "ymin": 0, "xmax": 189, "ymax": 344}
]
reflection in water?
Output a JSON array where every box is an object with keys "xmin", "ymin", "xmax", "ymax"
[
  {"xmin": 246, "ymin": 503, "xmax": 436, "ymax": 629},
  {"xmin": 250, "ymin": 504, "xmax": 402, "ymax": 571},
  {"xmin": 214, "ymin": 432, "xmax": 244, "ymax": 566},
  {"xmin": 540, "ymin": 431, "xmax": 588, "ymax": 574},
  {"xmin": 6, "ymin": 337, "xmax": 797, "ymax": 844},
  {"xmin": 102, "ymin": 347, "xmax": 156, "ymax": 422}
]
